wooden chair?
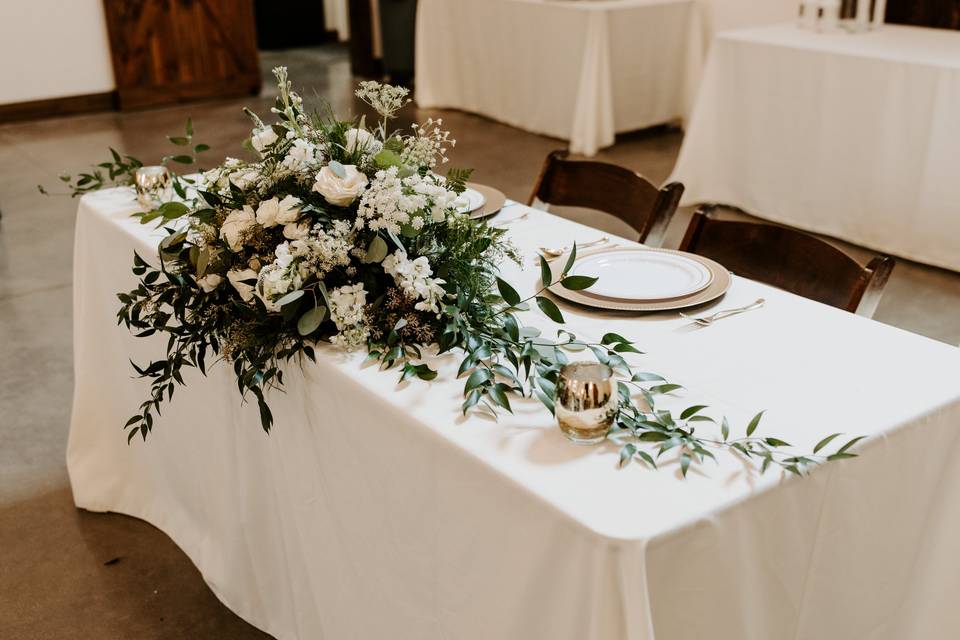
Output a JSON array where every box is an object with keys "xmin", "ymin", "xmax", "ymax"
[
  {"xmin": 679, "ymin": 206, "xmax": 895, "ymax": 317},
  {"xmin": 527, "ymin": 150, "xmax": 683, "ymax": 246}
]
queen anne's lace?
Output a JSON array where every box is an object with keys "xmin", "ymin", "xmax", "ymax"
[
  {"xmin": 356, "ymin": 167, "xmax": 459, "ymax": 234},
  {"xmin": 355, "ymin": 81, "xmax": 410, "ymax": 119},
  {"xmin": 401, "ymin": 118, "xmax": 456, "ymax": 168}
]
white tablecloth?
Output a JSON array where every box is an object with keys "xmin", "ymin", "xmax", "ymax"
[
  {"xmin": 70, "ymin": 188, "xmax": 960, "ymax": 639},
  {"xmin": 415, "ymin": 0, "xmax": 799, "ymax": 156},
  {"xmin": 670, "ymin": 23, "xmax": 960, "ymax": 272}
]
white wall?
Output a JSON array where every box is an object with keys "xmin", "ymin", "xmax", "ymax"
[{"xmin": 0, "ymin": 0, "xmax": 115, "ymax": 105}]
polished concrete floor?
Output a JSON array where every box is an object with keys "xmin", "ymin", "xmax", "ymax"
[{"xmin": 2, "ymin": 45, "xmax": 958, "ymax": 638}]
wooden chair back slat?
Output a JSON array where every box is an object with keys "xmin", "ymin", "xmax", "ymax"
[
  {"xmin": 527, "ymin": 150, "xmax": 682, "ymax": 245},
  {"xmin": 679, "ymin": 206, "xmax": 895, "ymax": 317}
]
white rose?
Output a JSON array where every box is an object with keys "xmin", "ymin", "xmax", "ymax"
[
  {"xmin": 276, "ymin": 195, "xmax": 302, "ymax": 224},
  {"xmin": 283, "ymin": 221, "xmax": 311, "ymax": 240},
  {"xmin": 255, "ymin": 197, "xmax": 281, "ymax": 228},
  {"xmin": 251, "ymin": 127, "xmax": 279, "ymax": 154},
  {"xmin": 219, "ymin": 206, "xmax": 256, "ymax": 252},
  {"xmin": 282, "ymin": 139, "xmax": 319, "ymax": 171},
  {"xmin": 228, "ymin": 167, "xmax": 259, "ymax": 191},
  {"xmin": 256, "ymin": 264, "xmax": 300, "ymax": 313},
  {"xmin": 344, "ymin": 127, "xmax": 382, "ymax": 155},
  {"xmin": 313, "ymin": 164, "xmax": 368, "ymax": 207},
  {"xmin": 196, "ymin": 273, "xmax": 223, "ymax": 293},
  {"xmin": 227, "ymin": 268, "xmax": 258, "ymax": 302}
]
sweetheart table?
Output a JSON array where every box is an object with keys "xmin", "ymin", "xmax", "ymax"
[{"xmin": 69, "ymin": 188, "xmax": 960, "ymax": 639}]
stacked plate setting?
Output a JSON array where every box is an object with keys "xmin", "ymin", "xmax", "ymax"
[
  {"xmin": 548, "ymin": 247, "xmax": 731, "ymax": 311},
  {"xmin": 458, "ymin": 183, "xmax": 506, "ymax": 219}
]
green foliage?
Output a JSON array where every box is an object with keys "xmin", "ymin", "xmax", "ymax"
[
  {"xmin": 38, "ymin": 119, "xmax": 209, "ymax": 198},
  {"xmin": 103, "ymin": 70, "xmax": 865, "ymax": 479}
]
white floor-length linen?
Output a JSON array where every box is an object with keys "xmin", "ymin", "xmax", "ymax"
[
  {"xmin": 70, "ymin": 188, "xmax": 960, "ymax": 639},
  {"xmin": 414, "ymin": 0, "xmax": 799, "ymax": 156},
  {"xmin": 415, "ymin": 0, "xmax": 701, "ymax": 156},
  {"xmin": 670, "ymin": 23, "xmax": 960, "ymax": 272}
]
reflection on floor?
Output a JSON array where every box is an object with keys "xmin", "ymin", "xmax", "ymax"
[{"xmin": 1, "ymin": 44, "xmax": 958, "ymax": 638}]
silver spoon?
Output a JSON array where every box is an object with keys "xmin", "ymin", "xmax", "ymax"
[
  {"xmin": 538, "ymin": 236, "xmax": 609, "ymax": 258},
  {"xmin": 680, "ymin": 298, "xmax": 766, "ymax": 326}
]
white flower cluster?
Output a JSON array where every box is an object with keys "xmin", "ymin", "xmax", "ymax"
[
  {"xmin": 355, "ymin": 167, "xmax": 458, "ymax": 235},
  {"xmin": 281, "ymin": 135, "xmax": 323, "ymax": 172},
  {"xmin": 355, "ymin": 81, "xmax": 410, "ymax": 120},
  {"xmin": 344, "ymin": 127, "xmax": 382, "ymax": 157},
  {"xmin": 202, "ymin": 157, "xmax": 260, "ymax": 193},
  {"xmin": 401, "ymin": 118, "xmax": 456, "ymax": 168},
  {"xmin": 247, "ymin": 220, "xmax": 354, "ymax": 312},
  {"xmin": 251, "ymin": 126, "xmax": 279, "ymax": 155},
  {"xmin": 219, "ymin": 196, "xmax": 303, "ymax": 252},
  {"xmin": 329, "ymin": 283, "xmax": 369, "ymax": 350},
  {"xmin": 287, "ymin": 220, "xmax": 354, "ymax": 280},
  {"xmin": 382, "ymin": 250, "xmax": 447, "ymax": 314}
]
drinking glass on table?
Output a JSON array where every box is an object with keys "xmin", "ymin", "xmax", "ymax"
[{"xmin": 555, "ymin": 363, "xmax": 618, "ymax": 445}]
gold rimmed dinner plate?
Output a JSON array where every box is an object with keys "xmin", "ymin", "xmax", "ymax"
[
  {"xmin": 547, "ymin": 247, "xmax": 731, "ymax": 312},
  {"xmin": 466, "ymin": 182, "xmax": 507, "ymax": 219}
]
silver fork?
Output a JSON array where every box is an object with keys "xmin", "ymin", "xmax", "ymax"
[{"xmin": 680, "ymin": 298, "xmax": 765, "ymax": 326}]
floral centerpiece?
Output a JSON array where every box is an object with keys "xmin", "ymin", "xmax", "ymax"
[{"xmin": 55, "ymin": 68, "xmax": 862, "ymax": 477}]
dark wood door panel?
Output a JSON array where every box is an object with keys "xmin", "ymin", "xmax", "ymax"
[
  {"xmin": 886, "ymin": 0, "xmax": 960, "ymax": 29},
  {"xmin": 102, "ymin": 0, "xmax": 262, "ymax": 110}
]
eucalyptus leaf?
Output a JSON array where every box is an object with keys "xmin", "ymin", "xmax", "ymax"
[
  {"xmin": 329, "ymin": 160, "xmax": 346, "ymax": 178},
  {"xmin": 363, "ymin": 235, "xmax": 389, "ymax": 263},
  {"xmin": 297, "ymin": 306, "xmax": 327, "ymax": 336},
  {"xmin": 276, "ymin": 290, "xmax": 305, "ymax": 308}
]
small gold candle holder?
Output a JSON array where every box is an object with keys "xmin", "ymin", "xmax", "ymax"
[
  {"xmin": 134, "ymin": 165, "xmax": 171, "ymax": 208},
  {"xmin": 555, "ymin": 362, "xmax": 618, "ymax": 445}
]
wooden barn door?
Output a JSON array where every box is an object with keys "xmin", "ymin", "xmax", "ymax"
[{"xmin": 101, "ymin": 0, "xmax": 262, "ymax": 110}]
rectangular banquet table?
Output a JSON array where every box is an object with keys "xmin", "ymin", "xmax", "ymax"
[
  {"xmin": 69, "ymin": 187, "xmax": 960, "ymax": 639},
  {"xmin": 414, "ymin": 0, "xmax": 799, "ymax": 156},
  {"xmin": 670, "ymin": 23, "xmax": 960, "ymax": 272}
]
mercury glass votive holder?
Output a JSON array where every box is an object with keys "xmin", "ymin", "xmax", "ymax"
[
  {"xmin": 555, "ymin": 362, "xmax": 618, "ymax": 445},
  {"xmin": 134, "ymin": 165, "xmax": 171, "ymax": 208}
]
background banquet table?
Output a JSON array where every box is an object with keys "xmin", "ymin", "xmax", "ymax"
[
  {"xmin": 70, "ymin": 188, "xmax": 960, "ymax": 639},
  {"xmin": 415, "ymin": 0, "xmax": 798, "ymax": 156},
  {"xmin": 670, "ymin": 23, "xmax": 960, "ymax": 272}
]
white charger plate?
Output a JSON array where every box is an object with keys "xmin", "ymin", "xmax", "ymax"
[
  {"xmin": 548, "ymin": 248, "xmax": 731, "ymax": 312},
  {"xmin": 456, "ymin": 187, "xmax": 487, "ymax": 214},
  {"xmin": 569, "ymin": 248, "xmax": 712, "ymax": 301}
]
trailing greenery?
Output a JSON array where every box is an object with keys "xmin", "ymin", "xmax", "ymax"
[
  {"xmin": 65, "ymin": 69, "xmax": 864, "ymax": 477},
  {"xmin": 38, "ymin": 119, "xmax": 208, "ymax": 198}
]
